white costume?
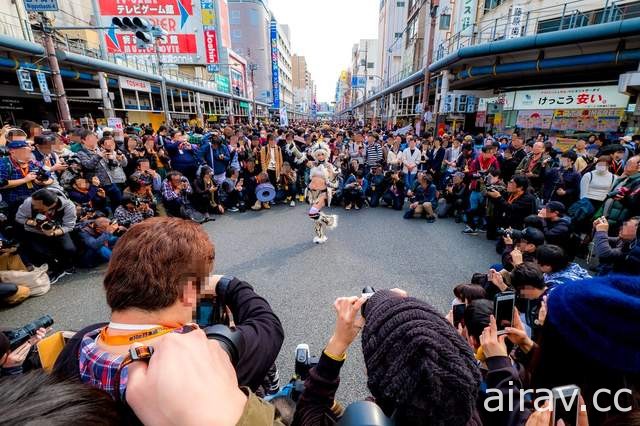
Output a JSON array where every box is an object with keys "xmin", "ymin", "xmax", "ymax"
[{"xmin": 306, "ymin": 142, "xmax": 338, "ymax": 244}]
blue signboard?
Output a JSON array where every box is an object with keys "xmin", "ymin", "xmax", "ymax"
[
  {"xmin": 270, "ymin": 20, "xmax": 280, "ymax": 109},
  {"xmin": 351, "ymin": 76, "xmax": 366, "ymax": 89}
]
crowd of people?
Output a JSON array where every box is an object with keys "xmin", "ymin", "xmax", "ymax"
[{"xmin": 1, "ymin": 119, "xmax": 639, "ymax": 425}]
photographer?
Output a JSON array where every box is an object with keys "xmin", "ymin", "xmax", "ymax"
[
  {"xmin": 486, "ymin": 175, "xmax": 537, "ymax": 231},
  {"xmin": 293, "ymin": 290, "xmax": 484, "ymax": 426},
  {"xmin": 164, "ymin": 130, "xmax": 201, "ymax": 182},
  {"xmin": 68, "ymin": 176, "xmax": 108, "ymax": 216},
  {"xmin": 403, "ymin": 173, "xmax": 437, "ymax": 221},
  {"xmin": 200, "ymin": 134, "xmax": 231, "ymax": 185},
  {"xmin": 343, "ymin": 169, "xmax": 368, "ymax": 210},
  {"xmin": 593, "ymin": 216, "xmax": 639, "ymax": 274},
  {"xmin": 601, "ymin": 155, "xmax": 640, "ymax": 235},
  {"xmin": 1, "ymin": 327, "xmax": 47, "ymax": 376},
  {"xmin": 53, "ymin": 217, "xmax": 284, "ymax": 402},
  {"xmin": 367, "ymin": 165, "xmax": 385, "ymax": 207},
  {"xmin": 438, "ymin": 171, "xmax": 467, "ymax": 221},
  {"xmin": 76, "ymin": 130, "xmax": 123, "ymax": 208},
  {"xmin": 538, "ymin": 201, "xmax": 572, "ymax": 254},
  {"xmin": 0, "ymin": 140, "xmax": 54, "ymax": 218},
  {"xmin": 76, "ymin": 216, "xmax": 121, "ymax": 267},
  {"xmin": 500, "ymin": 226, "xmax": 545, "ymax": 272},
  {"xmin": 113, "ymin": 194, "xmax": 153, "ymax": 227},
  {"xmin": 161, "ymin": 171, "xmax": 193, "ymax": 218},
  {"xmin": 33, "ymin": 133, "xmax": 68, "ymax": 179},
  {"xmin": 15, "ymin": 188, "xmax": 77, "ymax": 283},
  {"xmin": 515, "ymin": 141, "xmax": 548, "ymax": 195},
  {"xmin": 99, "ymin": 137, "xmax": 128, "ymax": 190}
]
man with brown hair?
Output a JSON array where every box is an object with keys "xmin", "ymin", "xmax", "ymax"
[
  {"xmin": 260, "ymin": 133, "xmax": 283, "ymax": 187},
  {"xmin": 53, "ymin": 217, "xmax": 284, "ymax": 402}
]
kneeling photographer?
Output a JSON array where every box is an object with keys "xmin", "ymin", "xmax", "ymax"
[
  {"xmin": 53, "ymin": 217, "xmax": 284, "ymax": 407},
  {"xmin": 76, "ymin": 216, "xmax": 123, "ymax": 268},
  {"xmin": 15, "ymin": 188, "xmax": 77, "ymax": 283}
]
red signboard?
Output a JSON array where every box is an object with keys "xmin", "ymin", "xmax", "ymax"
[
  {"xmin": 107, "ymin": 33, "xmax": 197, "ymax": 54},
  {"xmin": 98, "ymin": 0, "xmax": 193, "ymax": 16},
  {"xmin": 204, "ymin": 29, "xmax": 219, "ymax": 63}
]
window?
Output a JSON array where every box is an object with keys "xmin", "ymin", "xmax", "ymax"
[
  {"xmin": 397, "ymin": 1, "xmax": 405, "ymax": 6},
  {"xmin": 367, "ymin": 62, "xmax": 374, "ymax": 68},
  {"xmin": 394, "ymin": 32, "xmax": 403, "ymax": 38},
  {"xmin": 232, "ymin": 29, "xmax": 242, "ymax": 39},
  {"xmin": 439, "ymin": 14, "xmax": 451, "ymax": 30},
  {"xmin": 405, "ymin": 16, "xmax": 417, "ymax": 47},
  {"xmin": 230, "ymin": 10, "xmax": 241, "ymax": 24},
  {"xmin": 484, "ymin": 0, "xmax": 503, "ymax": 13},
  {"xmin": 249, "ymin": 9, "xmax": 259, "ymax": 26}
]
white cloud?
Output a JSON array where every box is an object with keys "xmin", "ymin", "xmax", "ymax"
[{"xmin": 268, "ymin": 0, "xmax": 378, "ymax": 103}]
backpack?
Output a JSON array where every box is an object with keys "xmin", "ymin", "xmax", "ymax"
[{"xmin": 567, "ymin": 197, "xmax": 595, "ymax": 225}]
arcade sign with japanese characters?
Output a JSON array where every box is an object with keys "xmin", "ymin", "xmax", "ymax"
[
  {"xmin": 513, "ymin": 86, "xmax": 629, "ymax": 110},
  {"xmin": 99, "ymin": 0, "xmax": 206, "ymax": 64}
]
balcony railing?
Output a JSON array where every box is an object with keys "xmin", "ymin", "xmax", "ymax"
[{"xmin": 436, "ymin": 0, "xmax": 640, "ymax": 61}]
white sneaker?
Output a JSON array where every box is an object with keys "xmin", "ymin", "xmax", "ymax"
[
  {"xmin": 313, "ymin": 236, "xmax": 321, "ymax": 244},
  {"xmin": 317, "ymin": 236, "xmax": 327, "ymax": 244},
  {"xmin": 290, "ymin": 200, "xmax": 296, "ymax": 207}
]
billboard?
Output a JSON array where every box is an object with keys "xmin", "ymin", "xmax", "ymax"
[
  {"xmin": 270, "ymin": 20, "xmax": 280, "ymax": 109},
  {"xmin": 99, "ymin": 0, "xmax": 206, "ymax": 64},
  {"xmin": 351, "ymin": 76, "xmax": 366, "ymax": 88},
  {"xmin": 513, "ymin": 86, "xmax": 629, "ymax": 110}
]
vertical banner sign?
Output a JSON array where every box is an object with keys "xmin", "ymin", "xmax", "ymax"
[
  {"xmin": 200, "ymin": 0, "xmax": 218, "ymax": 65},
  {"xmin": 16, "ymin": 69, "xmax": 34, "ymax": 92},
  {"xmin": 456, "ymin": 0, "xmax": 477, "ymax": 37},
  {"xmin": 99, "ymin": 0, "xmax": 202, "ymax": 64},
  {"xmin": 35, "ymin": 71, "xmax": 52, "ymax": 103},
  {"xmin": 270, "ymin": 20, "xmax": 280, "ymax": 109},
  {"xmin": 507, "ymin": 5, "xmax": 525, "ymax": 39},
  {"xmin": 279, "ymin": 106, "xmax": 288, "ymax": 126}
]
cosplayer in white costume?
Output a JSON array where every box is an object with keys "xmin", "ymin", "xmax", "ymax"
[{"xmin": 306, "ymin": 141, "xmax": 338, "ymax": 244}]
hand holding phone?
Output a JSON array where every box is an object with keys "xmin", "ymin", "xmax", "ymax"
[{"xmin": 494, "ymin": 292, "xmax": 516, "ymax": 334}]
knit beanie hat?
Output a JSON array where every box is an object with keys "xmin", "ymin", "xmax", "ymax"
[
  {"xmin": 547, "ymin": 274, "xmax": 640, "ymax": 374},
  {"xmin": 362, "ymin": 290, "xmax": 481, "ymax": 425}
]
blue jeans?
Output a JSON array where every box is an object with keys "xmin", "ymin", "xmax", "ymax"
[{"xmin": 405, "ymin": 172, "xmax": 417, "ymax": 190}]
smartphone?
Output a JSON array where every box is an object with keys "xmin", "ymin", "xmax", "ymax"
[
  {"xmin": 453, "ymin": 303, "xmax": 465, "ymax": 327},
  {"xmin": 551, "ymin": 385, "xmax": 580, "ymax": 426},
  {"xmin": 494, "ymin": 292, "xmax": 515, "ymax": 334}
]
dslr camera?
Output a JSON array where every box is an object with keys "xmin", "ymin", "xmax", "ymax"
[
  {"xmin": 2, "ymin": 315, "xmax": 54, "ymax": 350},
  {"xmin": 35, "ymin": 168, "xmax": 51, "ymax": 182},
  {"xmin": 34, "ymin": 213, "xmax": 57, "ymax": 232}
]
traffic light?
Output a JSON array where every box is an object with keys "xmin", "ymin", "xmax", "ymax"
[{"xmin": 111, "ymin": 17, "xmax": 166, "ymax": 49}]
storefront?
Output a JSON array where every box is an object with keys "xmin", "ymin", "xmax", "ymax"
[{"xmin": 476, "ymin": 86, "xmax": 631, "ymax": 143}]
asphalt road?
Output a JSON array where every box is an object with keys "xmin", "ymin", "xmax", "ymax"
[{"xmin": 0, "ymin": 204, "xmax": 499, "ymax": 404}]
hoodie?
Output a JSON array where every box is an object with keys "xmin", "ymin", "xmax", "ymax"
[
  {"xmin": 15, "ymin": 185, "xmax": 77, "ymax": 234},
  {"xmin": 545, "ymin": 263, "xmax": 591, "ymax": 289}
]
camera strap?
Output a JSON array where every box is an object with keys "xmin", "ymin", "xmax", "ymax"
[{"xmin": 98, "ymin": 324, "xmax": 178, "ymax": 346}]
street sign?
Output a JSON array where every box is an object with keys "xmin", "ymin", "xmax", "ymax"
[
  {"xmin": 23, "ymin": 0, "xmax": 59, "ymax": 12},
  {"xmin": 35, "ymin": 71, "xmax": 52, "ymax": 103},
  {"xmin": 207, "ymin": 64, "xmax": 219, "ymax": 73},
  {"xmin": 16, "ymin": 69, "xmax": 34, "ymax": 92}
]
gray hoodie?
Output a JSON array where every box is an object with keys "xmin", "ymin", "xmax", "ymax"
[{"xmin": 15, "ymin": 185, "xmax": 77, "ymax": 234}]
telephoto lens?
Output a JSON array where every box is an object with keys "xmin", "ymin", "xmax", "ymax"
[
  {"xmin": 3, "ymin": 315, "xmax": 54, "ymax": 350},
  {"xmin": 202, "ymin": 324, "xmax": 244, "ymax": 367}
]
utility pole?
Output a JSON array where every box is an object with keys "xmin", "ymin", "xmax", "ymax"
[
  {"xmin": 40, "ymin": 14, "xmax": 72, "ymax": 128},
  {"xmin": 420, "ymin": 0, "xmax": 440, "ymax": 129},
  {"xmin": 154, "ymin": 38, "xmax": 171, "ymax": 126}
]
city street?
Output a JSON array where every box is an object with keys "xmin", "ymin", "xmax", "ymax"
[{"xmin": 0, "ymin": 205, "xmax": 498, "ymax": 403}]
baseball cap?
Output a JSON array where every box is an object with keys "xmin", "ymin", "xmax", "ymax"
[
  {"xmin": 7, "ymin": 140, "xmax": 29, "ymax": 149},
  {"xmin": 545, "ymin": 201, "xmax": 566, "ymax": 214},
  {"xmin": 513, "ymin": 227, "xmax": 545, "ymax": 246}
]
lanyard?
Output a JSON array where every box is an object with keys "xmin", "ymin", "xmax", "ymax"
[{"xmin": 99, "ymin": 324, "xmax": 178, "ymax": 346}]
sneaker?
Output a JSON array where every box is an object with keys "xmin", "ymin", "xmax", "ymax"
[
  {"xmin": 251, "ymin": 201, "xmax": 262, "ymax": 211},
  {"xmin": 477, "ymin": 227, "xmax": 487, "ymax": 233},
  {"xmin": 354, "ymin": 205, "xmax": 360, "ymax": 210},
  {"xmin": 262, "ymin": 202, "xmax": 271, "ymax": 209},
  {"xmin": 290, "ymin": 200, "xmax": 296, "ymax": 207},
  {"xmin": 426, "ymin": 216, "xmax": 436, "ymax": 223},
  {"xmin": 48, "ymin": 271, "xmax": 63, "ymax": 284},
  {"xmin": 228, "ymin": 207, "xmax": 239, "ymax": 212},
  {"xmin": 298, "ymin": 194, "xmax": 305, "ymax": 202},
  {"xmin": 462, "ymin": 226, "xmax": 478, "ymax": 235},
  {"xmin": 345, "ymin": 204, "xmax": 352, "ymax": 210}
]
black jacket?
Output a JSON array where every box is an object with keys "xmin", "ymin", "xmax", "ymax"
[
  {"xmin": 493, "ymin": 192, "xmax": 538, "ymax": 230},
  {"xmin": 52, "ymin": 277, "xmax": 284, "ymax": 393}
]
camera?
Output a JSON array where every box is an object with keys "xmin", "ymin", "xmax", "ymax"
[
  {"xmin": 295, "ymin": 343, "xmax": 319, "ymax": 380},
  {"xmin": 361, "ymin": 286, "xmax": 376, "ymax": 316},
  {"xmin": 35, "ymin": 168, "xmax": 51, "ymax": 182},
  {"xmin": 110, "ymin": 219, "xmax": 129, "ymax": 235},
  {"xmin": 2, "ymin": 315, "xmax": 54, "ymax": 350},
  {"xmin": 34, "ymin": 213, "xmax": 56, "ymax": 232},
  {"xmin": 202, "ymin": 324, "xmax": 243, "ymax": 367}
]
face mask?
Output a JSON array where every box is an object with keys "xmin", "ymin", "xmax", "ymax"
[{"xmin": 596, "ymin": 164, "xmax": 608, "ymax": 173}]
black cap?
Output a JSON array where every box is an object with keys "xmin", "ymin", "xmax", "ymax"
[
  {"xmin": 513, "ymin": 227, "xmax": 545, "ymax": 246},
  {"xmin": 545, "ymin": 201, "xmax": 566, "ymax": 214}
]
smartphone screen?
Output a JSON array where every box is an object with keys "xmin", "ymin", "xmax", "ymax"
[
  {"xmin": 552, "ymin": 385, "xmax": 580, "ymax": 426},
  {"xmin": 494, "ymin": 292, "xmax": 515, "ymax": 332},
  {"xmin": 453, "ymin": 304, "xmax": 465, "ymax": 327}
]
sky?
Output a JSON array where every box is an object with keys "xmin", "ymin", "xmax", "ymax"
[{"xmin": 268, "ymin": 0, "xmax": 379, "ymax": 103}]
